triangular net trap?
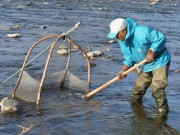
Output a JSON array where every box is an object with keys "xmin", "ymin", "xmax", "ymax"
[{"xmin": 12, "ymin": 34, "xmax": 91, "ymax": 105}]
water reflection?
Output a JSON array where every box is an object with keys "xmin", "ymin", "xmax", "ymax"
[{"xmin": 131, "ymin": 102, "xmax": 179, "ymax": 135}]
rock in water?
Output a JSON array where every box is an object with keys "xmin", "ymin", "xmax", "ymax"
[
  {"xmin": 56, "ymin": 49, "xmax": 68, "ymax": 56},
  {"xmin": 0, "ymin": 97, "xmax": 20, "ymax": 114},
  {"xmin": 7, "ymin": 33, "xmax": 22, "ymax": 38}
]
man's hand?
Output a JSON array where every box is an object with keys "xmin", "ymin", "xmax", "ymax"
[
  {"xmin": 146, "ymin": 49, "xmax": 155, "ymax": 63},
  {"xmin": 118, "ymin": 65, "xmax": 130, "ymax": 81},
  {"xmin": 118, "ymin": 71, "xmax": 127, "ymax": 80}
]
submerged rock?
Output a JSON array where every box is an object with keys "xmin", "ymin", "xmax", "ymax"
[
  {"xmin": 17, "ymin": 5, "xmax": 26, "ymax": 9},
  {"xmin": 6, "ymin": 25, "xmax": 21, "ymax": 31},
  {"xmin": 86, "ymin": 52, "xmax": 95, "ymax": 57},
  {"xmin": 56, "ymin": 49, "xmax": 68, "ymax": 56},
  {"xmin": 174, "ymin": 69, "xmax": 179, "ymax": 73},
  {"xmin": 0, "ymin": 97, "xmax": 20, "ymax": 114},
  {"xmin": 83, "ymin": 63, "xmax": 97, "ymax": 69},
  {"xmin": 58, "ymin": 3, "xmax": 64, "ymax": 7},
  {"xmin": 59, "ymin": 44, "xmax": 69, "ymax": 49},
  {"xmin": 0, "ymin": 4, "xmax": 5, "ymax": 7},
  {"xmin": 90, "ymin": 63, "xmax": 97, "ymax": 67},
  {"xmin": 87, "ymin": 46, "xmax": 92, "ymax": 52},
  {"xmin": 73, "ymin": 45, "xmax": 79, "ymax": 50},
  {"xmin": 86, "ymin": 51, "xmax": 103, "ymax": 58},
  {"xmin": 90, "ymin": 57, "xmax": 98, "ymax": 61},
  {"xmin": 106, "ymin": 48, "xmax": 111, "ymax": 52},
  {"xmin": 7, "ymin": 33, "xmax": 22, "ymax": 38},
  {"xmin": 150, "ymin": 0, "xmax": 159, "ymax": 5},
  {"xmin": 26, "ymin": 2, "xmax": 33, "ymax": 6},
  {"xmin": 107, "ymin": 40, "xmax": 117, "ymax": 44},
  {"xmin": 40, "ymin": 25, "xmax": 47, "ymax": 29},
  {"xmin": 93, "ymin": 51, "xmax": 102, "ymax": 56}
]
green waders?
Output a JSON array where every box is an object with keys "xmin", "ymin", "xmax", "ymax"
[{"xmin": 131, "ymin": 62, "xmax": 170, "ymax": 113}]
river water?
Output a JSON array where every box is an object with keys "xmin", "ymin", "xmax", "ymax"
[{"xmin": 0, "ymin": 0, "xmax": 180, "ymax": 134}]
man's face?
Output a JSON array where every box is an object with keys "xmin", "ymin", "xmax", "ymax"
[{"xmin": 116, "ymin": 28, "xmax": 127, "ymax": 41}]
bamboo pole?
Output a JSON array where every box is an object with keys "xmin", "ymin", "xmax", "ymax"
[
  {"xmin": 12, "ymin": 35, "xmax": 59, "ymax": 98},
  {"xmin": 60, "ymin": 40, "xmax": 72, "ymax": 88},
  {"xmin": 2, "ymin": 22, "xmax": 80, "ymax": 85},
  {"xmin": 83, "ymin": 59, "xmax": 146, "ymax": 98},
  {"xmin": 36, "ymin": 35, "xmax": 62, "ymax": 105},
  {"xmin": 12, "ymin": 22, "xmax": 81, "ymax": 100},
  {"xmin": 70, "ymin": 39, "xmax": 91, "ymax": 90}
]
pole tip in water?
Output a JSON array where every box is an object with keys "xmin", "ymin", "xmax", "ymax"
[
  {"xmin": 81, "ymin": 95, "xmax": 85, "ymax": 99},
  {"xmin": 75, "ymin": 22, "xmax": 81, "ymax": 28}
]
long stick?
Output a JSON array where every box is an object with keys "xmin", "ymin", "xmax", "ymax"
[
  {"xmin": 83, "ymin": 59, "xmax": 146, "ymax": 98},
  {"xmin": 60, "ymin": 40, "xmax": 72, "ymax": 88},
  {"xmin": 2, "ymin": 44, "xmax": 52, "ymax": 85},
  {"xmin": 36, "ymin": 36, "xmax": 62, "ymax": 105},
  {"xmin": 2, "ymin": 22, "xmax": 80, "ymax": 85},
  {"xmin": 12, "ymin": 35, "xmax": 59, "ymax": 98}
]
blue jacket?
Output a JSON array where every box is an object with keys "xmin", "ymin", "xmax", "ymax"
[{"xmin": 118, "ymin": 18, "xmax": 171, "ymax": 72}]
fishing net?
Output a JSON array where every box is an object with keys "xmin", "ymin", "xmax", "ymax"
[
  {"xmin": 16, "ymin": 70, "xmax": 89, "ymax": 102},
  {"xmin": 12, "ymin": 35, "xmax": 91, "ymax": 103},
  {"xmin": 15, "ymin": 70, "xmax": 40, "ymax": 102},
  {"xmin": 1, "ymin": 23, "xmax": 92, "ymax": 104}
]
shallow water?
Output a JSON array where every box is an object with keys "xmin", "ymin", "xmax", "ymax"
[{"xmin": 0, "ymin": 0, "xmax": 180, "ymax": 134}]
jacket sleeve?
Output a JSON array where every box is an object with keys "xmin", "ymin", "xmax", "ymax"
[
  {"xmin": 123, "ymin": 53, "xmax": 136, "ymax": 67},
  {"xmin": 147, "ymin": 28, "xmax": 166, "ymax": 54}
]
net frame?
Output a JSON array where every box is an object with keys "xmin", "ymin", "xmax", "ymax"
[{"xmin": 12, "ymin": 35, "xmax": 91, "ymax": 105}]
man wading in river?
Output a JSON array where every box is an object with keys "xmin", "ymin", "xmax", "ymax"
[{"xmin": 108, "ymin": 18, "xmax": 171, "ymax": 114}]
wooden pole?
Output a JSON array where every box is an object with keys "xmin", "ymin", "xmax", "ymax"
[
  {"xmin": 60, "ymin": 40, "xmax": 72, "ymax": 88},
  {"xmin": 3, "ymin": 22, "xmax": 80, "ymax": 85},
  {"xmin": 70, "ymin": 39, "xmax": 91, "ymax": 90},
  {"xmin": 36, "ymin": 36, "xmax": 62, "ymax": 105},
  {"xmin": 83, "ymin": 59, "xmax": 146, "ymax": 98},
  {"xmin": 12, "ymin": 35, "xmax": 59, "ymax": 98}
]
